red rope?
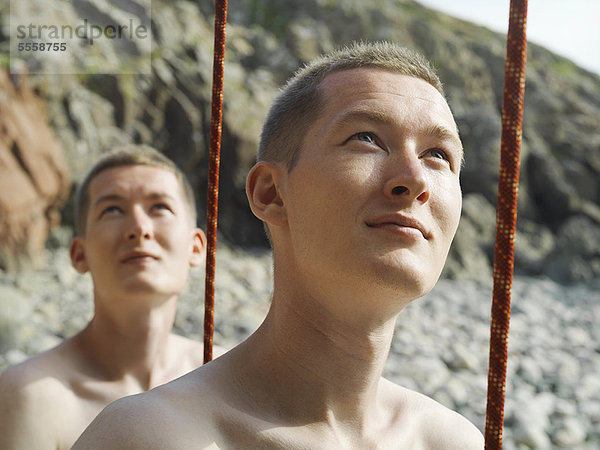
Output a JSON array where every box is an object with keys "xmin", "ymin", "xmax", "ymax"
[
  {"xmin": 485, "ymin": 0, "xmax": 528, "ymax": 448},
  {"xmin": 204, "ymin": 0, "xmax": 228, "ymax": 364}
]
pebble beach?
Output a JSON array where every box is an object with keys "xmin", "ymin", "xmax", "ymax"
[{"xmin": 1, "ymin": 242, "xmax": 598, "ymax": 449}]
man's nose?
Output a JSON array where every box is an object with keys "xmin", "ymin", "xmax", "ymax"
[
  {"xmin": 383, "ymin": 153, "xmax": 429, "ymax": 203},
  {"xmin": 126, "ymin": 206, "xmax": 153, "ymax": 240}
]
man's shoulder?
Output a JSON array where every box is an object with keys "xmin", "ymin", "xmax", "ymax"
[
  {"xmin": 0, "ymin": 345, "xmax": 82, "ymax": 414},
  {"xmin": 381, "ymin": 379, "xmax": 484, "ymax": 449},
  {"xmin": 0, "ymin": 348, "xmax": 80, "ymax": 448},
  {"xmin": 73, "ymin": 367, "xmax": 221, "ymax": 449},
  {"xmin": 0, "ymin": 345, "xmax": 76, "ymax": 403},
  {"xmin": 72, "ymin": 388, "xmax": 176, "ymax": 449},
  {"xmin": 415, "ymin": 393, "xmax": 483, "ymax": 449}
]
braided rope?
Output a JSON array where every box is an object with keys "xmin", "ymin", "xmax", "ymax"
[
  {"xmin": 485, "ymin": 0, "xmax": 528, "ymax": 447},
  {"xmin": 204, "ymin": 0, "xmax": 228, "ymax": 364}
]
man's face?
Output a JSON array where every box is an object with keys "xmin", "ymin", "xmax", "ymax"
[
  {"xmin": 280, "ymin": 69, "xmax": 462, "ymax": 307},
  {"xmin": 70, "ymin": 165, "xmax": 204, "ymax": 304}
]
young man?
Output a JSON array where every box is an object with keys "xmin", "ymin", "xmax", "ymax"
[
  {"xmin": 0, "ymin": 145, "xmax": 221, "ymax": 449},
  {"xmin": 75, "ymin": 42, "xmax": 484, "ymax": 448}
]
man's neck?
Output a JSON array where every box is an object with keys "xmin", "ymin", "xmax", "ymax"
[
  {"xmin": 230, "ymin": 285, "xmax": 396, "ymax": 430},
  {"xmin": 75, "ymin": 294, "xmax": 179, "ymax": 390}
]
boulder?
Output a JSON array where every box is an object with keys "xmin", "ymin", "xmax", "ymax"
[
  {"xmin": 443, "ymin": 193, "xmax": 495, "ymax": 280},
  {"xmin": 0, "ymin": 71, "xmax": 71, "ymax": 270},
  {"xmin": 544, "ymin": 215, "xmax": 600, "ymax": 283}
]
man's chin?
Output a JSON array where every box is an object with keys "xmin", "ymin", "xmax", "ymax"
[
  {"xmin": 370, "ymin": 260, "xmax": 441, "ymax": 302},
  {"xmin": 118, "ymin": 277, "xmax": 177, "ymax": 299}
]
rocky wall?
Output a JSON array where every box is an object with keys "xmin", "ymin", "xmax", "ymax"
[
  {"xmin": 0, "ymin": 70, "xmax": 70, "ymax": 270},
  {"xmin": 1, "ymin": 0, "xmax": 598, "ymax": 282}
]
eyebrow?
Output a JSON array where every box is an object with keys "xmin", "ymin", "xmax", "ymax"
[
  {"xmin": 329, "ymin": 108, "xmax": 391, "ymax": 134},
  {"xmin": 423, "ymin": 124, "xmax": 464, "ymax": 165},
  {"xmin": 92, "ymin": 192, "xmax": 176, "ymax": 208},
  {"xmin": 92, "ymin": 194, "xmax": 125, "ymax": 208}
]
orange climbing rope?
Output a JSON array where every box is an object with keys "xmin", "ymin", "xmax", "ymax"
[
  {"xmin": 204, "ymin": 0, "xmax": 228, "ymax": 364},
  {"xmin": 485, "ymin": 0, "xmax": 528, "ymax": 448}
]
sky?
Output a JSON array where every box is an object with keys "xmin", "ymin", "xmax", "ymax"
[{"xmin": 416, "ymin": 0, "xmax": 600, "ymax": 75}]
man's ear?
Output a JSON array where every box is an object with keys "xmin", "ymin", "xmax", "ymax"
[
  {"xmin": 246, "ymin": 162, "xmax": 286, "ymax": 227},
  {"xmin": 189, "ymin": 228, "xmax": 207, "ymax": 267},
  {"xmin": 69, "ymin": 237, "xmax": 90, "ymax": 274}
]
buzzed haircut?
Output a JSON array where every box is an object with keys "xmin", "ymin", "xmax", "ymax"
[
  {"xmin": 75, "ymin": 145, "xmax": 197, "ymax": 235},
  {"xmin": 258, "ymin": 41, "xmax": 444, "ymax": 169}
]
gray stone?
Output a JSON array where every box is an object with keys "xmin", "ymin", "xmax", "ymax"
[
  {"xmin": 0, "ymin": 285, "xmax": 34, "ymax": 352},
  {"xmin": 432, "ymin": 389, "xmax": 455, "ymax": 410},
  {"xmin": 4, "ymin": 349, "xmax": 28, "ymax": 366},
  {"xmin": 555, "ymin": 354, "xmax": 581, "ymax": 381},
  {"xmin": 444, "ymin": 377, "xmax": 469, "ymax": 407},
  {"xmin": 514, "ymin": 220, "xmax": 555, "ymax": 275},
  {"xmin": 515, "ymin": 429, "xmax": 552, "ymax": 449},
  {"xmin": 516, "ymin": 356, "xmax": 543, "ymax": 386},
  {"xmin": 398, "ymin": 356, "xmax": 450, "ymax": 394},
  {"xmin": 544, "ymin": 216, "xmax": 600, "ymax": 283},
  {"xmin": 509, "ymin": 392, "xmax": 555, "ymax": 449},
  {"xmin": 444, "ymin": 342, "xmax": 479, "ymax": 371},
  {"xmin": 552, "ymin": 417, "xmax": 587, "ymax": 448}
]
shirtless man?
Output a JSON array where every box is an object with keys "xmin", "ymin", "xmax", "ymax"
[
  {"xmin": 75, "ymin": 42, "xmax": 484, "ymax": 448},
  {"xmin": 0, "ymin": 145, "xmax": 223, "ymax": 449}
]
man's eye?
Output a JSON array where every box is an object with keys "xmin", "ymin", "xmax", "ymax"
[
  {"xmin": 427, "ymin": 148, "xmax": 449, "ymax": 161},
  {"xmin": 351, "ymin": 131, "xmax": 377, "ymax": 144},
  {"xmin": 153, "ymin": 203, "xmax": 172, "ymax": 213},
  {"xmin": 101, "ymin": 206, "xmax": 121, "ymax": 216}
]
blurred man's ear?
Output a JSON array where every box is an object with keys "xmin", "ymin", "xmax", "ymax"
[
  {"xmin": 69, "ymin": 238, "xmax": 90, "ymax": 274},
  {"xmin": 189, "ymin": 228, "xmax": 206, "ymax": 267},
  {"xmin": 245, "ymin": 162, "xmax": 287, "ymax": 228}
]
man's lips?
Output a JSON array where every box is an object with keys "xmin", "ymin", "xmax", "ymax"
[
  {"xmin": 366, "ymin": 214, "xmax": 430, "ymax": 239},
  {"xmin": 120, "ymin": 251, "xmax": 159, "ymax": 263}
]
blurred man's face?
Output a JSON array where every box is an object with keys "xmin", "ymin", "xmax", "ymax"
[{"xmin": 71, "ymin": 165, "xmax": 204, "ymax": 304}]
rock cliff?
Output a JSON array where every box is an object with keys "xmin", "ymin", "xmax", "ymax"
[
  {"xmin": 0, "ymin": 70, "xmax": 70, "ymax": 271},
  {"xmin": 0, "ymin": 0, "xmax": 598, "ymax": 282}
]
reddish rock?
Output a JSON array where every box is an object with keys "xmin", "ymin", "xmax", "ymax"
[{"xmin": 0, "ymin": 70, "xmax": 71, "ymax": 271}]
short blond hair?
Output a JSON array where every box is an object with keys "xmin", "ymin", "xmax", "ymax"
[
  {"xmin": 75, "ymin": 145, "xmax": 197, "ymax": 235},
  {"xmin": 258, "ymin": 41, "xmax": 444, "ymax": 169}
]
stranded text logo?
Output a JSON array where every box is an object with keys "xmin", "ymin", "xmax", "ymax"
[
  {"xmin": 16, "ymin": 19, "xmax": 149, "ymax": 46},
  {"xmin": 9, "ymin": 0, "xmax": 152, "ymax": 75}
]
